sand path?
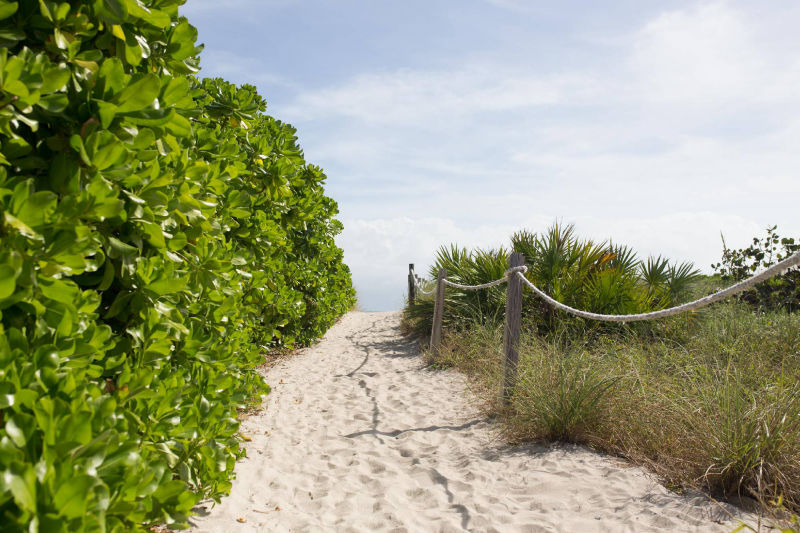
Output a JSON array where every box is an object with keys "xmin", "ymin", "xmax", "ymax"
[{"xmin": 189, "ymin": 311, "xmax": 753, "ymax": 532}]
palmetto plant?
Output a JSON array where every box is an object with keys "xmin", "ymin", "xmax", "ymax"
[
  {"xmin": 406, "ymin": 223, "xmax": 700, "ymax": 335},
  {"xmin": 406, "ymin": 245, "xmax": 509, "ymax": 333}
]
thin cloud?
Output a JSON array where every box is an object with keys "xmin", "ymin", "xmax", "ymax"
[{"xmin": 284, "ymin": 67, "xmax": 588, "ymax": 125}]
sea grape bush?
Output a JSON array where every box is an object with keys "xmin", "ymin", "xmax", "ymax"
[
  {"xmin": 0, "ymin": 1, "xmax": 355, "ymax": 531},
  {"xmin": 712, "ymin": 225, "xmax": 800, "ymax": 312}
]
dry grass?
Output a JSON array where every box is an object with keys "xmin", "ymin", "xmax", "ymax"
[{"xmin": 405, "ymin": 303, "xmax": 800, "ymax": 525}]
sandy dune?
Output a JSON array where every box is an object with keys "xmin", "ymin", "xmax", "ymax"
[{"xmin": 189, "ymin": 311, "xmax": 755, "ymax": 532}]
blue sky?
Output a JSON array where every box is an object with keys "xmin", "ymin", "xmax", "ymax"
[{"xmin": 184, "ymin": 0, "xmax": 800, "ymax": 311}]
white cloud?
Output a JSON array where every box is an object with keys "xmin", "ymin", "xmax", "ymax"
[
  {"xmin": 629, "ymin": 2, "xmax": 759, "ymax": 104},
  {"xmin": 199, "ymin": 50, "xmax": 298, "ymax": 91},
  {"xmin": 285, "ymin": 67, "xmax": 587, "ymax": 126}
]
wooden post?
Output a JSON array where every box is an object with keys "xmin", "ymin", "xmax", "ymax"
[
  {"xmin": 503, "ymin": 252, "xmax": 525, "ymax": 404},
  {"xmin": 408, "ymin": 263, "xmax": 416, "ymax": 305},
  {"xmin": 429, "ymin": 268, "xmax": 447, "ymax": 356}
]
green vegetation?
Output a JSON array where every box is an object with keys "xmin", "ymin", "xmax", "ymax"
[
  {"xmin": 713, "ymin": 225, "xmax": 800, "ymax": 312},
  {"xmin": 0, "ymin": 1, "xmax": 354, "ymax": 531},
  {"xmin": 405, "ymin": 224, "xmax": 800, "ymax": 519},
  {"xmin": 406, "ymin": 223, "xmax": 700, "ymax": 334}
]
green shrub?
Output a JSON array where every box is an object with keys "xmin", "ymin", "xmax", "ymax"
[
  {"xmin": 0, "ymin": 2, "xmax": 354, "ymax": 531},
  {"xmin": 405, "ymin": 222, "xmax": 699, "ymax": 335},
  {"xmin": 712, "ymin": 225, "xmax": 800, "ymax": 312}
]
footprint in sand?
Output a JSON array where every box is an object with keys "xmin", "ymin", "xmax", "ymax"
[{"xmin": 188, "ymin": 311, "xmax": 760, "ymax": 533}]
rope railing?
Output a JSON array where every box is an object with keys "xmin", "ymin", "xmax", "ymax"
[
  {"xmin": 441, "ymin": 266, "xmax": 528, "ymax": 291},
  {"xmin": 407, "ymin": 250, "xmax": 800, "ymax": 403},
  {"xmin": 515, "ymin": 251, "xmax": 800, "ymax": 322},
  {"xmin": 413, "ymin": 275, "xmax": 437, "ymax": 296}
]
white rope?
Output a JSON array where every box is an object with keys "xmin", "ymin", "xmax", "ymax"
[
  {"xmin": 415, "ymin": 266, "xmax": 529, "ymax": 292},
  {"xmin": 415, "ymin": 278, "xmax": 437, "ymax": 296},
  {"xmin": 516, "ymin": 251, "xmax": 800, "ymax": 322},
  {"xmin": 412, "ymin": 273, "xmax": 437, "ymax": 296},
  {"xmin": 443, "ymin": 277, "xmax": 508, "ymax": 290}
]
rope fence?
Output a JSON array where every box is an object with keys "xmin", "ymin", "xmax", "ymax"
[{"xmin": 407, "ymin": 250, "xmax": 800, "ymax": 402}]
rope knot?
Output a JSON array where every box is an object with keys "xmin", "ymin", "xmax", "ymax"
[{"xmin": 505, "ymin": 265, "xmax": 528, "ymax": 277}]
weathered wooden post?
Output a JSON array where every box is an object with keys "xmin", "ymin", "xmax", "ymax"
[
  {"xmin": 408, "ymin": 263, "xmax": 416, "ymax": 305},
  {"xmin": 429, "ymin": 268, "xmax": 447, "ymax": 356},
  {"xmin": 503, "ymin": 252, "xmax": 525, "ymax": 404}
]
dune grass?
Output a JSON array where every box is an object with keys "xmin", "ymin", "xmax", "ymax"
[{"xmin": 404, "ymin": 302, "xmax": 800, "ymax": 521}]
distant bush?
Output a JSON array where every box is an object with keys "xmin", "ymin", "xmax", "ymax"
[
  {"xmin": 712, "ymin": 225, "xmax": 800, "ymax": 312},
  {"xmin": 0, "ymin": 1, "xmax": 354, "ymax": 531},
  {"xmin": 406, "ymin": 222, "xmax": 699, "ymax": 334}
]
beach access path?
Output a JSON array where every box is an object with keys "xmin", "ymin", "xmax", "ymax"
[{"xmin": 189, "ymin": 311, "xmax": 755, "ymax": 533}]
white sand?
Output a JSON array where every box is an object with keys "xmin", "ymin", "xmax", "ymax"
[{"xmin": 189, "ymin": 311, "xmax": 757, "ymax": 532}]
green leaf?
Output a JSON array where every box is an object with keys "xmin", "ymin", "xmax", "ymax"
[
  {"xmin": 40, "ymin": 66, "xmax": 70, "ymax": 93},
  {"xmin": 16, "ymin": 191, "xmax": 57, "ymax": 228},
  {"xmin": 161, "ymin": 77, "xmax": 190, "ymax": 107},
  {"xmin": 53, "ymin": 27, "xmax": 74, "ymax": 50},
  {"xmin": 5, "ymin": 416, "xmax": 26, "ymax": 447},
  {"xmin": 86, "ymin": 131, "xmax": 127, "ymax": 170},
  {"xmin": 36, "ymin": 93, "xmax": 68, "ymax": 112},
  {"xmin": 39, "ymin": 0, "xmax": 54, "ymax": 21},
  {"xmin": 125, "ymin": 0, "xmax": 170, "ymax": 27},
  {"xmin": 138, "ymin": 220, "xmax": 165, "ymax": 248},
  {"xmin": 167, "ymin": 20, "xmax": 197, "ymax": 61},
  {"xmin": 146, "ymin": 276, "xmax": 185, "ymax": 296},
  {"xmin": 164, "ymin": 111, "xmax": 191, "ymax": 137},
  {"xmin": 114, "ymin": 74, "xmax": 160, "ymax": 113},
  {"xmin": 95, "ymin": 100, "xmax": 118, "ymax": 129},
  {"xmin": 123, "ymin": 33, "xmax": 142, "ymax": 66},
  {"xmin": 53, "ymin": 475, "xmax": 95, "ymax": 518},
  {"xmin": 168, "ymin": 232, "xmax": 187, "ymax": 251},
  {"xmin": 38, "ymin": 276, "xmax": 80, "ymax": 304},
  {"xmin": 0, "ymin": 26, "xmax": 24, "ymax": 45},
  {"xmin": 3, "ymin": 212, "xmax": 41, "ymax": 240},
  {"xmin": 97, "ymin": 259, "xmax": 115, "ymax": 291},
  {"xmin": 54, "ymin": 2, "xmax": 69, "ymax": 21},
  {"xmin": 0, "ymin": 2, "xmax": 18, "ymax": 21},
  {"xmin": 69, "ymin": 134, "xmax": 92, "ymax": 166},
  {"xmin": 0, "ymin": 264, "xmax": 16, "ymax": 299},
  {"xmin": 104, "ymin": 290, "xmax": 132, "ymax": 319},
  {"xmin": 96, "ymin": 0, "xmax": 128, "ymax": 22},
  {"xmin": 97, "ymin": 56, "xmax": 127, "ymax": 95},
  {"xmin": 107, "ymin": 236, "xmax": 138, "ymax": 256},
  {"xmin": 2, "ymin": 137, "xmax": 31, "ymax": 159},
  {"xmin": 1, "ymin": 463, "xmax": 36, "ymax": 512}
]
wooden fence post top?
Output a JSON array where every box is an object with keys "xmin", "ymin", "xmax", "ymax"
[{"xmin": 510, "ymin": 252, "xmax": 524, "ymax": 269}]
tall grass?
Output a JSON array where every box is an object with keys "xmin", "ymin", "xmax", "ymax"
[{"xmin": 407, "ymin": 304, "xmax": 800, "ymax": 516}]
